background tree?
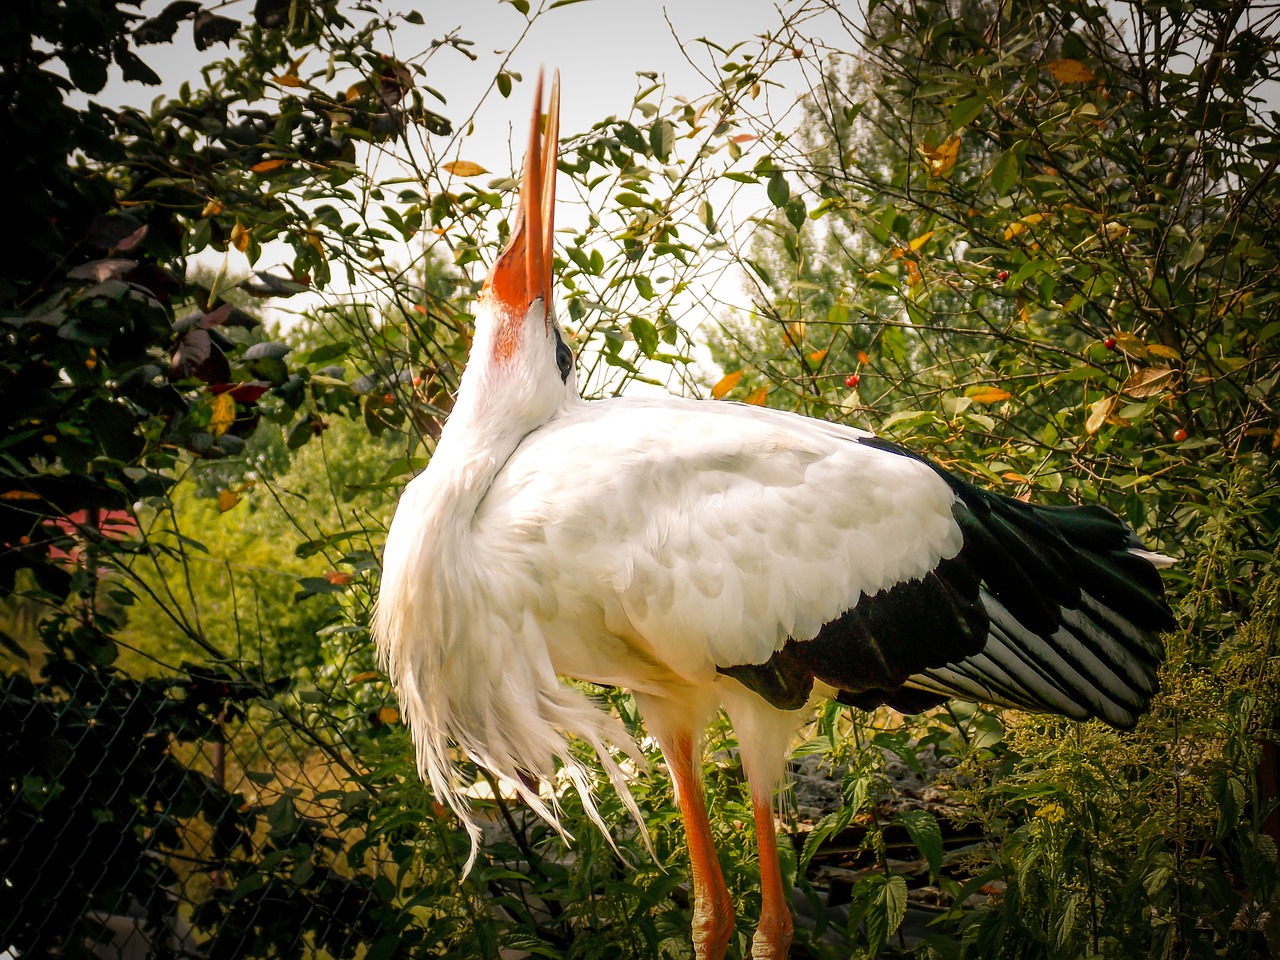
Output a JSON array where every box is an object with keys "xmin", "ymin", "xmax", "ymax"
[{"xmin": 2, "ymin": 0, "xmax": 1278, "ymax": 957}]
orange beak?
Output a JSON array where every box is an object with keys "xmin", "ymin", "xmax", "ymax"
[{"xmin": 486, "ymin": 69, "xmax": 560, "ymax": 326}]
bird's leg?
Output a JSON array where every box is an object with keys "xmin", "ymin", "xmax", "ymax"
[
  {"xmin": 667, "ymin": 732, "xmax": 734, "ymax": 960},
  {"xmin": 749, "ymin": 793, "xmax": 793, "ymax": 959}
]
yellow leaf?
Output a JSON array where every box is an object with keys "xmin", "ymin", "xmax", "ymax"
[
  {"xmin": 782, "ymin": 321, "xmax": 805, "ymax": 348},
  {"xmin": 808, "ymin": 349, "xmax": 828, "ymax": 364},
  {"xmin": 1048, "ymin": 59, "xmax": 1096, "ymax": 83},
  {"xmin": 1101, "ymin": 221, "xmax": 1129, "ymax": 241},
  {"xmin": 1147, "ymin": 343, "xmax": 1182, "ymax": 360},
  {"xmin": 711, "ymin": 369, "xmax": 744, "ymax": 399},
  {"xmin": 201, "ymin": 198, "xmax": 223, "ymax": 217},
  {"xmin": 442, "ymin": 160, "xmax": 490, "ymax": 177},
  {"xmin": 217, "ymin": 489, "xmax": 240, "ymax": 512},
  {"xmin": 272, "ymin": 74, "xmax": 304, "ymax": 87},
  {"xmin": 1003, "ymin": 212, "xmax": 1048, "ymax": 241},
  {"xmin": 1113, "ymin": 331, "xmax": 1149, "ymax": 359},
  {"xmin": 908, "ymin": 230, "xmax": 935, "ymax": 252},
  {"xmin": 1, "ymin": 490, "xmax": 40, "ymax": 501},
  {"xmin": 1085, "ymin": 395, "xmax": 1118, "ymax": 435},
  {"xmin": 209, "ymin": 392, "xmax": 235, "ymax": 437},
  {"xmin": 920, "ymin": 136, "xmax": 960, "ymax": 178},
  {"xmin": 1122, "ymin": 365, "xmax": 1175, "ymax": 398},
  {"xmin": 305, "ymin": 230, "xmax": 325, "ymax": 259},
  {"xmin": 348, "ymin": 670, "xmax": 380, "ymax": 685},
  {"xmin": 251, "ymin": 158, "xmax": 289, "ymax": 173},
  {"xmin": 744, "ymin": 385, "xmax": 769, "ymax": 406},
  {"xmin": 967, "ymin": 386, "xmax": 1013, "ymax": 404},
  {"xmin": 1001, "ymin": 472, "xmax": 1030, "ymax": 484},
  {"xmin": 230, "ymin": 221, "xmax": 250, "ymax": 252},
  {"xmin": 345, "ymin": 80, "xmax": 372, "ymax": 101},
  {"xmin": 378, "ymin": 706, "xmax": 400, "ymax": 725}
]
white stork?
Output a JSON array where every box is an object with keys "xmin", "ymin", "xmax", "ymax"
[{"xmin": 374, "ymin": 73, "xmax": 1174, "ymax": 960}]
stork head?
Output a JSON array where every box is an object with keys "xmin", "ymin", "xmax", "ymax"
[{"xmin": 472, "ymin": 70, "xmax": 576, "ymax": 417}]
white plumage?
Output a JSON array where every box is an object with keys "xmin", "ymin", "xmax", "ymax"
[{"xmin": 374, "ymin": 73, "xmax": 1173, "ymax": 960}]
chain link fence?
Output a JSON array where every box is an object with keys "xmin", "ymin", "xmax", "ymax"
[{"xmin": 0, "ymin": 649, "xmax": 415, "ymax": 960}]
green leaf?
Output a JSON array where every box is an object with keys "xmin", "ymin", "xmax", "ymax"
[
  {"xmin": 896, "ymin": 809, "xmax": 944, "ymax": 881},
  {"xmin": 649, "ymin": 119, "xmax": 674, "ymax": 161},
  {"xmin": 496, "ymin": 72, "xmax": 512, "ymax": 98},
  {"xmin": 991, "ymin": 147, "xmax": 1021, "ymax": 196},
  {"xmin": 615, "ymin": 122, "xmax": 648, "ymax": 154},
  {"xmin": 784, "ymin": 196, "xmax": 807, "ymax": 230},
  {"xmin": 630, "ymin": 316, "xmax": 658, "ymax": 356},
  {"xmin": 950, "ymin": 94, "xmax": 986, "ymax": 130},
  {"xmin": 767, "ymin": 171, "xmax": 790, "ymax": 208}
]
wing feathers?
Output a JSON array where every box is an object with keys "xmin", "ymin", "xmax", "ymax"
[{"xmin": 728, "ymin": 437, "xmax": 1173, "ymax": 730}]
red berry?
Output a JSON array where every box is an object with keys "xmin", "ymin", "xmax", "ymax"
[
  {"xmin": 845, "ymin": 374, "xmax": 860, "ymax": 389},
  {"xmin": 997, "ymin": 270, "xmax": 1009, "ymax": 281},
  {"xmin": 383, "ymin": 392, "xmax": 395, "ymax": 403},
  {"xmin": 1172, "ymin": 428, "xmax": 1188, "ymax": 442},
  {"xmin": 1104, "ymin": 337, "xmax": 1117, "ymax": 350}
]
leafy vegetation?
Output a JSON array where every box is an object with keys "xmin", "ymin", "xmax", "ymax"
[{"xmin": 1, "ymin": 0, "xmax": 1277, "ymax": 957}]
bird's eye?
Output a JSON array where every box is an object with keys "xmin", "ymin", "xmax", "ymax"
[{"xmin": 553, "ymin": 327, "xmax": 574, "ymax": 383}]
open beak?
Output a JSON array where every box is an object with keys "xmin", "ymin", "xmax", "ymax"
[{"xmin": 485, "ymin": 69, "xmax": 560, "ymax": 326}]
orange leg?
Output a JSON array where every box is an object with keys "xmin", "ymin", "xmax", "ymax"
[
  {"xmin": 667, "ymin": 733, "xmax": 734, "ymax": 960},
  {"xmin": 750, "ymin": 794, "xmax": 793, "ymax": 959}
]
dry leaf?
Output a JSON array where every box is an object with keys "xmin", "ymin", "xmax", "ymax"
[
  {"xmin": 967, "ymin": 386, "xmax": 1013, "ymax": 404},
  {"xmin": 348, "ymin": 670, "xmax": 380, "ymax": 685},
  {"xmin": 711, "ymin": 369, "xmax": 744, "ymax": 399},
  {"xmin": 1122, "ymin": 365, "xmax": 1175, "ymax": 398},
  {"xmin": 201, "ymin": 198, "xmax": 223, "ymax": 218},
  {"xmin": 217, "ymin": 489, "xmax": 239, "ymax": 512},
  {"xmin": 230, "ymin": 221, "xmax": 250, "ymax": 252},
  {"xmin": 442, "ymin": 160, "xmax": 489, "ymax": 178},
  {"xmin": 325, "ymin": 571, "xmax": 354, "ymax": 585},
  {"xmin": 272, "ymin": 74, "xmax": 304, "ymax": 87},
  {"xmin": 378, "ymin": 706, "xmax": 400, "ymax": 725},
  {"xmin": 251, "ymin": 158, "xmax": 288, "ymax": 173},
  {"xmin": 1049, "ymin": 58, "xmax": 1096, "ymax": 83},
  {"xmin": 808, "ymin": 349, "xmax": 828, "ymax": 364},
  {"xmin": 1147, "ymin": 343, "xmax": 1182, "ymax": 360},
  {"xmin": 1, "ymin": 490, "xmax": 40, "ymax": 501},
  {"xmin": 744, "ymin": 385, "xmax": 770, "ymax": 406},
  {"xmin": 1086, "ymin": 395, "xmax": 1118, "ymax": 435},
  {"xmin": 209, "ymin": 392, "xmax": 235, "ymax": 437},
  {"xmin": 920, "ymin": 136, "xmax": 961, "ymax": 178}
]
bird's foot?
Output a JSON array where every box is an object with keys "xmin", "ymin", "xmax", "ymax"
[
  {"xmin": 691, "ymin": 895, "xmax": 734, "ymax": 960},
  {"xmin": 749, "ymin": 908, "xmax": 793, "ymax": 960}
]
